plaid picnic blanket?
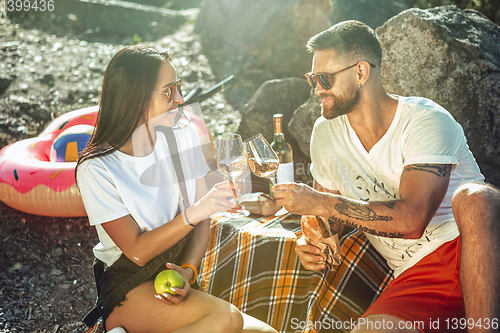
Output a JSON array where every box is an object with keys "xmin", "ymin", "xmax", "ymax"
[{"xmin": 198, "ymin": 213, "xmax": 394, "ymax": 333}]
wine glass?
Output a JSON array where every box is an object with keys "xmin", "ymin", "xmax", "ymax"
[
  {"xmin": 216, "ymin": 133, "xmax": 250, "ymax": 218},
  {"xmin": 245, "ymin": 134, "xmax": 290, "ymax": 216},
  {"xmin": 244, "ymin": 133, "xmax": 280, "ymax": 185},
  {"xmin": 245, "ymin": 134, "xmax": 280, "ymax": 185}
]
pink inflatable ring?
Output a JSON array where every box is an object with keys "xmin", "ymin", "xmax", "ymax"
[
  {"xmin": 0, "ymin": 105, "xmax": 214, "ymax": 217},
  {"xmin": 0, "ymin": 106, "xmax": 98, "ymax": 217}
]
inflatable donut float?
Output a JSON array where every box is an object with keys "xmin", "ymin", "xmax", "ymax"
[
  {"xmin": 0, "ymin": 105, "xmax": 214, "ymax": 217},
  {"xmin": 0, "ymin": 106, "xmax": 98, "ymax": 217}
]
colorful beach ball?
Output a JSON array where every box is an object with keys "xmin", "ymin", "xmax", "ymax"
[{"xmin": 50, "ymin": 125, "xmax": 94, "ymax": 162}]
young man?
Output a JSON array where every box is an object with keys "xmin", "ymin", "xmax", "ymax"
[{"xmin": 273, "ymin": 20, "xmax": 499, "ymax": 332}]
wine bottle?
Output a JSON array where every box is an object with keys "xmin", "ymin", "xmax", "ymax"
[{"xmin": 270, "ymin": 114, "xmax": 294, "ymax": 191}]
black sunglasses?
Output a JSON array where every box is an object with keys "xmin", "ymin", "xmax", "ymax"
[{"xmin": 305, "ymin": 62, "xmax": 376, "ymax": 90}]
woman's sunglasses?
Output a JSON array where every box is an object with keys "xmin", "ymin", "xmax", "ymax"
[
  {"xmin": 153, "ymin": 78, "xmax": 182, "ymax": 103},
  {"xmin": 305, "ymin": 62, "xmax": 376, "ymax": 90}
]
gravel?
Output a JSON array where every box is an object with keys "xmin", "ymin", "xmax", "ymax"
[{"xmin": 0, "ymin": 202, "xmax": 98, "ymax": 333}]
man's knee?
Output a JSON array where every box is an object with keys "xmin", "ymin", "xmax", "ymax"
[
  {"xmin": 453, "ymin": 182, "xmax": 499, "ymax": 209},
  {"xmin": 452, "ymin": 182, "xmax": 500, "ymax": 227}
]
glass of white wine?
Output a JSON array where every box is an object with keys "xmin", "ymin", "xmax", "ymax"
[
  {"xmin": 245, "ymin": 134, "xmax": 290, "ymax": 216},
  {"xmin": 216, "ymin": 133, "xmax": 250, "ymax": 218},
  {"xmin": 244, "ymin": 134, "xmax": 280, "ymax": 185}
]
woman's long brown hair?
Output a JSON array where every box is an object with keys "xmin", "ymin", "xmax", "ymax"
[{"xmin": 76, "ymin": 46, "xmax": 170, "ymax": 178}]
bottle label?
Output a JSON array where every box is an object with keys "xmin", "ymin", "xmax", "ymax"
[{"xmin": 276, "ymin": 162, "xmax": 294, "ymax": 183}]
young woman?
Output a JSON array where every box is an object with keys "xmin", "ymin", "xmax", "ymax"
[{"xmin": 76, "ymin": 46, "xmax": 276, "ymax": 333}]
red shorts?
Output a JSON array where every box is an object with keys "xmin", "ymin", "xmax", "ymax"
[{"xmin": 362, "ymin": 237, "xmax": 465, "ymax": 333}]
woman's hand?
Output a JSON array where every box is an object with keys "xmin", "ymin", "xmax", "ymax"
[
  {"xmin": 186, "ymin": 180, "xmax": 241, "ymax": 223},
  {"xmin": 154, "ymin": 263, "xmax": 192, "ymax": 306},
  {"xmin": 295, "ymin": 236, "xmax": 326, "ymax": 271}
]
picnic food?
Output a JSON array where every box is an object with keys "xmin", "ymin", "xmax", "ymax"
[
  {"xmin": 301, "ymin": 215, "xmax": 342, "ymax": 270},
  {"xmin": 154, "ymin": 269, "xmax": 185, "ymax": 296}
]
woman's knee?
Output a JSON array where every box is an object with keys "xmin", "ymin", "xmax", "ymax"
[{"xmin": 209, "ymin": 303, "xmax": 244, "ymax": 333}]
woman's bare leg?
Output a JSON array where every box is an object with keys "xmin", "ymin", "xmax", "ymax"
[
  {"xmin": 105, "ymin": 281, "xmax": 276, "ymax": 333},
  {"xmin": 241, "ymin": 313, "xmax": 277, "ymax": 333}
]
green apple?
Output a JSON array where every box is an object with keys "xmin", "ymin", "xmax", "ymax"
[{"xmin": 154, "ymin": 269, "xmax": 185, "ymax": 296}]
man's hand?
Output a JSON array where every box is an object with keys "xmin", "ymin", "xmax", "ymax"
[
  {"xmin": 272, "ymin": 182, "xmax": 329, "ymax": 216},
  {"xmin": 295, "ymin": 236, "xmax": 326, "ymax": 271}
]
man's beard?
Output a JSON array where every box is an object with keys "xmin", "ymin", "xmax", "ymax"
[{"xmin": 320, "ymin": 87, "xmax": 360, "ymax": 120}]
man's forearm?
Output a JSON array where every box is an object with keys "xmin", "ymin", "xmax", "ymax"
[
  {"xmin": 319, "ymin": 164, "xmax": 453, "ymax": 239},
  {"xmin": 317, "ymin": 194, "xmax": 423, "ymax": 239}
]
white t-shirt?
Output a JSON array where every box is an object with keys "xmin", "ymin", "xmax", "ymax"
[
  {"xmin": 310, "ymin": 96, "xmax": 484, "ymax": 278},
  {"xmin": 77, "ymin": 124, "xmax": 209, "ymax": 266}
]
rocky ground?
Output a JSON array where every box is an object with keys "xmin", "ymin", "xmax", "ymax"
[
  {"xmin": 0, "ymin": 8, "xmax": 241, "ymax": 333},
  {"xmin": 0, "ymin": 10, "xmax": 240, "ymax": 148},
  {"xmin": 0, "ymin": 202, "xmax": 97, "ymax": 333}
]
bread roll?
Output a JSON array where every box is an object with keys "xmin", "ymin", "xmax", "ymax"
[{"xmin": 301, "ymin": 215, "xmax": 342, "ymax": 270}]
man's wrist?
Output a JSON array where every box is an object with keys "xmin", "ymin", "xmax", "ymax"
[{"xmin": 316, "ymin": 192, "xmax": 337, "ymax": 217}]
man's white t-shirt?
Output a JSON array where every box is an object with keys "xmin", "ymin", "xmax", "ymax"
[
  {"xmin": 77, "ymin": 124, "xmax": 209, "ymax": 266},
  {"xmin": 310, "ymin": 96, "xmax": 484, "ymax": 278}
]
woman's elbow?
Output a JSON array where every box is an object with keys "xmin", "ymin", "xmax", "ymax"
[{"xmin": 124, "ymin": 253, "xmax": 148, "ymax": 266}]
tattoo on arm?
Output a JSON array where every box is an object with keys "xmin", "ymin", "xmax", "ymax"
[
  {"xmin": 331, "ymin": 197, "xmax": 402, "ymax": 238},
  {"xmin": 327, "ymin": 217, "xmax": 342, "ymax": 234},
  {"xmin": 380, "ymin": 200, "xmax": 396, "ymax": 209},
  {"xmin": 335, "ymin": 197, "xmax": 393, "ymax": 221},
  {"xmin": 404, "ymin": 164, "xmax": 451, "ymax": 177},
  {"xmin": 328, "ymin": 215, "xmax": 405, "ymax": 238}
]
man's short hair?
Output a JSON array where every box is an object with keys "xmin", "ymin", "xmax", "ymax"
[{"xmin": 307, "ymin": 20, "xmax": 382, "ymax": 67}]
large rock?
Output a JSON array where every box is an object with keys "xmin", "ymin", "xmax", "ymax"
[
  {"xmin": 288, "ymin": 91, "xmax": 322, "ymax": 156},
  {"xmin": 195, "ymin": 0, "xmax": 332, "ymax": 110},
  {"xmin": 238, "ymin": 78, "xmax": 312, "ymax": 192},
  {"xmin": 377, "ymin": 6, "xmax": 500, "ymax": 186},
  {"xmin": 330, "ymin": 0, "xmax": 411, "ymax": 29},
  {"xmin": 238, "ymin": 78, "xmax": 311, "ymax": 144}
]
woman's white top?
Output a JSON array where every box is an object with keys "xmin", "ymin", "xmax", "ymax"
[{"xmin": 77, "ymin": 124, "xmax": 209, "ymax": 266}]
